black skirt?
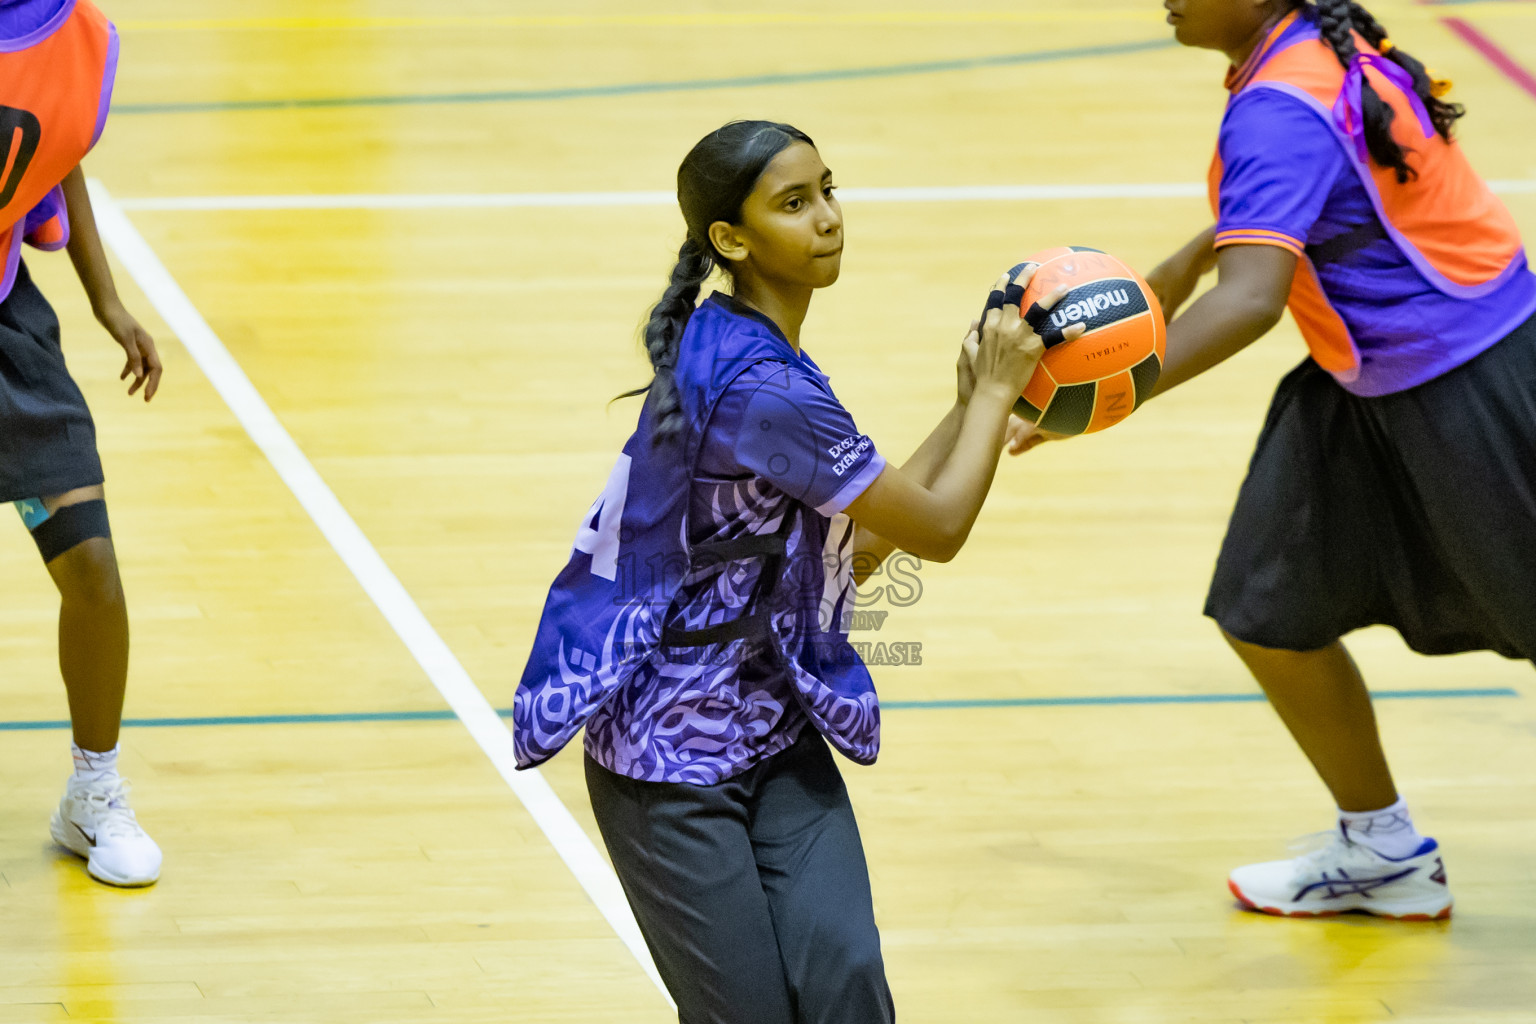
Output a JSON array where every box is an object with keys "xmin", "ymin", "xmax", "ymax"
[
  {"xmin": 0, "ymin": 259, "xmax": 104, "ymax": 504},
  {"xmin": 1206, "ymin": 312, "xmax": 1536, "ymax": 661}
]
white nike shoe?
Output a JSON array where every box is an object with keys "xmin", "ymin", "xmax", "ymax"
[
  {"xmin": 1228, "ymin": 831, "xmax": 1452, "ymax": 920},
  {"xmin": 50, "ymin": 775, "xmax": 162, "ymax": 887}
]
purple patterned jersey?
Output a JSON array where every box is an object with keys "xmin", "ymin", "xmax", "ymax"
[
  {"xmin": 515, "ymin": 294, "xmax": 888, "ymax": 780},
  {"xmin": 584, "ymin": 313, "xmax": 885, "ymax": 784}
]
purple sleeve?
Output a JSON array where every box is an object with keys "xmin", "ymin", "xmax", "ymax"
[
  {"xmin": 727, "ymin": 363, "xmax": 884, "ymax": 516},
  {"xmin": 1214, "ymin": 89, "xmax": 1346, "ymax": 256}
]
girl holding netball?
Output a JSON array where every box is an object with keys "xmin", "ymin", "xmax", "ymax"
[
  {"xmin": 514, "ymin": 120, "xmax": 1075, "ymax": 1021},
  {"xmin": 1011, "ymin": 0, "xmax": 1534, "ymax": 918},
  {"xmin": 1, "ymin": 0, "xmax": 164, "ymax": 887}
]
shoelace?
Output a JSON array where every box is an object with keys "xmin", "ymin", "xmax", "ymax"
[
  {"xmin": 79, "ymin": 779, "xmax": 146, "ymax": 841},
  {"xmin": 1286, "ymin": 831, "xmax": 1378, "ymax": 882}
]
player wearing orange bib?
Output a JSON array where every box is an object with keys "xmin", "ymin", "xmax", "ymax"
[
  {"xmin": 1, "ymin": 0, "xmax": 163, "ymax": 887},
  {"xmin": 1149, "ymin": 0, "xmax": 1533, "ymax": 919},
  {"xmin": 1013, "ymin": 0, "xmax": 1534, "ymax": 920}
]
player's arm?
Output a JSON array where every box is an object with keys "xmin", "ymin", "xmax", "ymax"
[
  {"xmin": 1145, "ymin": 224, "xmax": 1219, "ymax": 319},
  {"xmin": 844, "ymin": 292, "xmax": 1054, "ymax": 564},
  {"xmin": 61, "ymin": 165, "xmax": 163, "ymax": 400},
  {"xmin": 849, "ymin": 401, "xmax": 963, "ymax": 584},
  {"xmin": 1148, "ymin": 93, "xmax": 1334, "ymax": 397},
  {"xmin": 1150, "ymin": 242, "xmax": 1294, "ymax": 396},
  {"xmin": 850, "ymin": 320, "xmax": 989, "ymax": 581}
]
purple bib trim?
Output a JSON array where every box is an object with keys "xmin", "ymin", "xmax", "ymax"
[
  {"xmin": 0, "ymin": 228, "xmax": 22, "ymax": 300},
  {"xmin": 0, "ymin": 0, "xmax": 72, "ymax": 51},
  {"xmin": 91, "ymin": 20, "xmax": 117, "ymax": 147}
]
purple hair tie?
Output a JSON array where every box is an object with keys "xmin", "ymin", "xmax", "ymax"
[{"xmin": 1331, "ymin": 52, "xmax": 1436, "ymax": 163}]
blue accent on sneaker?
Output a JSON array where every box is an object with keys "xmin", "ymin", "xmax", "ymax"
[{"xmin": 1390, "ymin": 837, "xmax": 1440, "ymax": 861}]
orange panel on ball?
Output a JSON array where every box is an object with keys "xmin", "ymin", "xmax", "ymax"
[
  {"xmin": 1041, "ymin": 314, "xmax": 1159, "ymax": 386},
  {"xmin": 1022, "ymin": 361, "xmax": 1057, "ymax": 410},
  {"xmin": 1021, "ymin": 251, "xmax": 1132, "ymax": 303}
]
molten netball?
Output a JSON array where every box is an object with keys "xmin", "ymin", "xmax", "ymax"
[{"xmin": 994, "ymin": 247, "xmax": 1166, "ymax": 436}]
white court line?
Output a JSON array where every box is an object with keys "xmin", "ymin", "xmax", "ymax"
[
  {"xmin": 88, "ymin": 179, "xmax": 675, "ymax": 1010},
  {"xmin": 111, "ymin": 179, "xmax": 1536, "ymax": 211},
  {"xmin": 112, "ymin": 184, "xmax": 1202, "ymax": 211}
]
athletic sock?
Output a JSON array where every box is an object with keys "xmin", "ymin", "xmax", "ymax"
[
  {"xmin": 1338, "ymin": 796, "xmax": 1426, "ymax": 859},
  {"xmin": 72, "ymin": 743, "xmax": 120, "ymax": 783}
]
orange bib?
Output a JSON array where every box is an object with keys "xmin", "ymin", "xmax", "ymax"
[
  {"xmin": 0, "ymin": 0, "xmax": 117, "ymax": 300},
  {"xmin": 1209, "ymin": 17, "xmax": 1525, "ymax": 380}
]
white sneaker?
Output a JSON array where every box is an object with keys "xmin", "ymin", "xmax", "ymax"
[
  {"xmin": 1228, "ymin": 831, "xmax": 1451, "ymax": 920},
  {"xmin": 50, "ymin": 776, "xmax": 162, "ymax": 887}
]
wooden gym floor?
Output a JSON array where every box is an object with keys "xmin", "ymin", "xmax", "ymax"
[{"xmin": 2, "ymin": 1, "xmax": 1535, "ymax": 1021}]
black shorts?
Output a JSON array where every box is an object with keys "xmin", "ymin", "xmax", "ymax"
[
  {"xmin": 0, "ymin": 259, "xmax": 104, "ymax": 504},
  {"xmin": 1206, "ymin": 311, "xmax": 1536, "ymax": 661}
]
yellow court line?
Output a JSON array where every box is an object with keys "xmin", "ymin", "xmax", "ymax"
[
  {"xmin": 112, "ymin": 5, "xmax": 1535, "ymax": 32},
  {"xmin": 115, "ymin": 10, "xmax": 1171, "ymax": 32}
]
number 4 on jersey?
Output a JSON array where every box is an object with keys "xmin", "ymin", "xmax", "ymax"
[{"xmin": 571, "ymin": 453, "xmax": 631, "ymax": 580}]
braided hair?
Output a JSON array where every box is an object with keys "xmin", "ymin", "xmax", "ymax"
[
  {"xmin": 619, "ymin": 120, "xmax": 815, "ymax": 446},
  {"xmin": 1311, "ymin": 0, "xmax": 1465, "ymax": 182}
]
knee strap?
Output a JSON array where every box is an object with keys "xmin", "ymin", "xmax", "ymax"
[{"xmin": 28, "ymin": 499, "xmax": 111, "ymax": 563}]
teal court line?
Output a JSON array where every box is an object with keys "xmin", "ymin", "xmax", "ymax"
[
  {"xmin": 0, "ymin": 688, "xmax": 1518, "ymax": 731},
  {"xmin": 113, "ymin": 37, "xmax": 1178, "ymax": 115}
]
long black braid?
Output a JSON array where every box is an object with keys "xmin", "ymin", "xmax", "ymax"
[
  {"xmin": 1312, "ymin": 0, "xmax": 1465, "ymax": 182},
  {"xmin": 616, "ymin": 121, "xmax": 814, "ymax": 446},
  {"xmin": 619, "ymin": 238, "xmax": 715, "ymax": 446}
]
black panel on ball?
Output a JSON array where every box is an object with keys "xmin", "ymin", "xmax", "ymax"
[
  {"xmin": 1130, "ymin": 352, "xmax": 1162, "ymax": 410},
  {"xmin": 1039, "ymin": 382, "xmax": 1097, "ymax": 435},
  {"xmin": 1013, "ymin": 396, "xmax": 1043, "ymax": 423}
]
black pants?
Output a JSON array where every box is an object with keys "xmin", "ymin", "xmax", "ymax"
[{"xmin": 585, "ymin": 728, "xmax": 894, "ymax": 1024}]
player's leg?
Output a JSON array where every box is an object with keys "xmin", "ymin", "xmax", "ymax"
[
  {"xmin": 1222, "ymin": 635, "xmax": 1394, "ymax": 812},
  {"xmin": 18, "ymin": 487, "xmax": 162, "ymax": 887},
  {"xmin": 584, "ymin": 754, "xmax": 796, "ymax": 1024},
  {"xmin": 1220, "ymin": 632, "xmax": 1450, "ymax": 919},
  {"xmin": 1217, "ymin": 314, "xmax": 1536, "ymax": 919},
  {"xmin": 750, "ymin": 730, "xmax": 894, "ymax": 1024},
  {"xmin": 34, "ymin": 487, "xmax": 128, "ymax": 749},
  {"xmin": 1235, "ymin": 312, "xmax": 1536, "ymax": 918},
  {"xmin": 1205, "ymin": 359, "xmax": 1448, "ymax": 918}
]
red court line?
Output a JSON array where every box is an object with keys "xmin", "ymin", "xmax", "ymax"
[{"xmin": 1439, "ymin": 15, "xmax": 1536, "ymax": 102}]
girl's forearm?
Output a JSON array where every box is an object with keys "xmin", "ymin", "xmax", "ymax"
[
  {"xmin": 1152, "ymin": 282, "xmax": 1283, "ymax": 396},
  {"xmin": 851, "ymin": 401, "xmax": 965, "ymax": 579},
  {"xmin": 1182, "ymin": 225, "xmax": 1219, "ymax": 276},
  {"xmin": 915, "ymin": 385, "xmax": 1015, "ymax": 559},
  {"xmin": 900, "ymin": 400, "xmax": 966, "ymax": 487},
  {"xmin": 61, "ymin": 165, "xmax": 122, "ymax": 316},
  {"xmin": 843, "ymin": 382, "xmax": 1027, "ymax": 563}
]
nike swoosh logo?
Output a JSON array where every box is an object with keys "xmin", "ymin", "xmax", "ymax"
[{"xmin": 71, "ymin": 821, "xmax": 97, "ymax": 847}]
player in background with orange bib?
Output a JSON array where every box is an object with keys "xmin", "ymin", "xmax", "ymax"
[
  {"xmin": 1008, "ymin": 0, "xmax": 1536, "ymax": 918},
  {"xmin": 0, "ymin": 0, "xmax": 164, "ymax": 886}
]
